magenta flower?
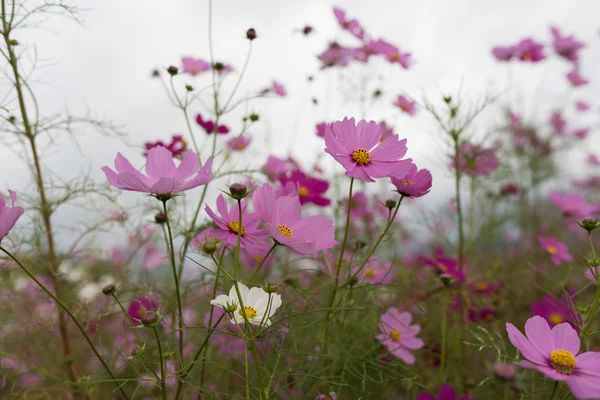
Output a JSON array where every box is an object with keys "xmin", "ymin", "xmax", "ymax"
[
  {"xmin": 252, "ymin": 184, "xmax": 336, "ymax": 256},
  {"xmin": 205, "ymin": 194, "xmax": 268, "ymax": 250},
  {"xmin": 263, "ymin": 155, "xmax": 299, "ymax": 181},
  {"xmin": 0, "ymin": 190, "xmax": 25, "ymax": 243},
  {"xmin": 506, "ymin": 316, "xmax": 600, "ymax": 399},
  {"xmin": 549, "ymin": 192, "xmax": 600, "ymax": 220},
  {"xmin": 452, "ymin": 142, "xmax": 499, "ymax": 178},
  {"xmin": 333, "ymin": 7, "xmax": 365, "ymax": 40},
  {"xmin": 354, "ymin": 257, "xmax": 394, "ymax": 286},
  {"xmin": 181, "ymin": 57, "xmax": 211, "ymax": 76},
  {"xmin": 102, "ymin": 147, "xmax": 213, "ymax": 197},
  {"xmin": 492, "ymin": 45, "xmax": 516, "ymax": 61},
  {"xmin": 271, "ymin": 81, "xmax": 287, "ymax": 97},
  {"xmin": 144, "ymin": 134, "xmax": 188, "ymax": 158},
  {"xmin": 279, "ymin": 170, "xmax": 331, "ymax": 207},
  {"xmin": 391, "ymin": 163, "xmax": 432, "ymax": 198},
  {"xmin": 421, "ymin": 248, "xmax": 465, "ymax": 282},
  {"xmin": 514, "ymin": 38, "xmax": 545, "ymax": 62},
  {"xmin": 376, "ymin": 308, "xmax": 423, "ymax": 364},
  {"xmin": 531, "ymin": 294, "xmax": 582, "ymax": 330},
  {"xmin": 315, "ymin": 393, "xmax": 336, "ymax": 400},
  {"xmin": 393, "ymin": 95, "xmax": 418, "ymax": 116},
  {"xmin": 575, "ymin": 101, "xmax": 591, "ymax": 112},
  {"xmin": 417, "ymin": 383, "xmax": 473, "ymax": 400},
  {"xmin": 550, "ymin": 26, "xmax": 585, "ymax": 63},
  {"xmin": 315, "ymin": 122, "xmax": 328, "ymax": 138},
  {"xmin": 500, "ymin": 183, "xmax": 520, "ymax": 196},
  {"xmin": 324, "ymin": 117, "xmax": 412, "ymax": 183},
  {"xmin": 567, "ymin": 71, "xmax": 589, "ymax": 87},
  {"xmin": 550, "ymin": 111, "xmax": 566, "ymax": 134},
  {"xmin": 370, "ymin": 39, "xmax": 412, "ymax": 69},
  {"xmin": 573, "ymin": 128, "xmax": 589, "ymax": 140},
  {"xmin": 195, "ymin": 113, "xmax": 230, "ymax": 134},
  {"xmin": 538, "ymin": 236, "xmax": 573, "ymax": 266},
  {"xmin": 128, "ymin": 294, "xmax": 160, "ymax": 326},
  {"xmin": 226, "ymin": 135, "xmax": 252, "ymax": 151}
]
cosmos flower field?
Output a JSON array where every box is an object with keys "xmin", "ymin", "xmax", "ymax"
[{"xmin": 1, "ymin": 1, "xmax": 599, "ymax": 399}]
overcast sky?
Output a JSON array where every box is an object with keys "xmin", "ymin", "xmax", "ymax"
[{"xmin": 1, "ymin": 0, "xmax": 599, "ymax": 243}]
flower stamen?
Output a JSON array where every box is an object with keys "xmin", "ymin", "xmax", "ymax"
[
  {"xmin": 352, "ymin": 148, "xmax": 371, "ymax": 165},
  {"xmin": 390, "ymin": 330, "xmax": 401, "ymax": 342},
  {"xmin": 228, "ymin": 221, "xmax": 246, "ymax": 235},
  {"xmin": 278, "ymin": 224, "xmax": 293, "ymax": 238},
  {"xmin": 550, "ymin": 349, "xmax": 576, "ymax": 374},
  {"xmin": 238, "ymin": 306, "xmax": 257, "ymax": 320}
]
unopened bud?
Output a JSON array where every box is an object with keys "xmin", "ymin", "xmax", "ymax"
[
  {"xmin": 154, "ymin": 212, "xmax": 166, "ymax": 224},
  {"xmin": 494, "ymin": 362, "xmax": 517, "ymax": 381},
  {"xmin": 151, "ymin": 69, "xmax": 160, "ymax": 78},
  {"xmin": 167, "ymin": 66, "xmax": 178, "ymax": 76},
  {"xmin": 264, "ymin": 282, "xmax": 278, "ymax": 293},
  {"xmin": 185, "ymin": 84, "xmax": 194, "ymax": 92},
  {"xmin": 385, "ymin": 199, "xmax": 397, "ymax": 209},
  {"xmin": 224, "ymin": 301, "xmax": 238, "ymax": 313},
  {"xmin": 213, "ymin": 62, "xmax": 225, "ymax": 71},
  {"xmin": 356, "ymin": 240, "xmax": 367, "ymax": 249},
  {"xmin": 578, "ymin": 218, "xmax": 600, "ymax": 234},
  {"xmin": 141, "ymin": 311, "xmax": 159, "ymax": 326},
  {"xmin": 229, "ymin": 183, "xmax": 248, "ymax": 199},
  {"xmin": 283, "ymin": 275, "xmax": 299, "ymax": 287},
  {"xmin": 249, "ymin": 113, "xmax": 260, "ymax": 122},
  {"xmin": 373, "ymin": 89, "xmax": 382, "ymax": 98},
  {"xmin": 102, "ymin": 284, "xmax": 115, "ymax": 296},
  {"xmin": 202, "ymin": 241, "xmax": 217, "ymax": 255},
  {"xmin": 246, "ymin": 28, "xmax": 257, "ymax": 40}
]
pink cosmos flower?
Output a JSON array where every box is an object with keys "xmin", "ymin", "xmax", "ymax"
[
  {"xmin": 376, "ymin": 308, "xmax": 423, "ymax": 364},
  {"xmin": 567, "ymin": 71, "xmax": 589, "ymax": 87},
  {"xmin": 417, "ymin": 383, "xmax": 473, "ymax": 400},
  {"xmin": 263, "ymin": 155, "xmax": 299, "ymax": 181},
  {"xmin": 452, "ymin": 142, "xmax": 500, "ymax": 178},
  {"xmin": 271, "ymin": 81, "xmax": 287, "ymax": 97},
  {"xmin": 378, "ymin": 121, "xmax": 395, "ymax": 142},
  {"xmin": 506, "ymin": 316, "xmax": 600, "ymax": 399},
  {"xmin": 585, "ymin": 268, "xmax": 599, "ymax": 284},
  {"xmin": 538, "ymin": 236, "xmax": 573, "ymax": 266},
  {"xmin": 393, "ymin": 95, "xmax": 418, "ymax": 116},
  {"xmin": 492, "ymin": 46, "xmax": 515, "ymax": 61},
  {"xmin": 128, "ymin": 294, "xmax": 160, "ymax": 326},
  {"xmin": 391, "ymin": 163, "xmax": 432, "ymax": 198},
  {"xmin": 354, "ymin": 257, "xmax": 394, "ymax": 286},
  {"xmin": 550, "ymin": 111, "xmax": 566, "ymax": 134},
  {"xmin": 575, "ymin": 101, "xmax": 591, "ymax": 111},
  {"xmin": 226, "ymin": 135, "xmax": 252, "ymax": 151},
  {"xmin": 142, "ymin": 243, "xmax": 166, "ymax": 270},
  {"xmin": 369, "ymin": 39, "xmax": 412, "ymax": 69},
  {"xmin": 531, "ymin": 294, "xmax": 582, "ymax": 330},
  {"xmin": 279, "ymin": 170, "xmax": 330, "ymax": 207},
  {"xmin": 102, "ymin": 147, "xmax": 213, "ymax": 197},
  {"xmin": 333, "ymin": 7, "xmax": 365, "ymax": 40},
  {"xmin": 324, "ymin": 117, "xmax": 412, "ymax": 183},
  {"xmin": 195, "ymin": 114, "xmax": 230, "ymax": 134},
  {"xmin": 588, "ymin": 155, "xmax": 600, "ymax": 166},
  {"xmin": 317, "ymin": 42, "xmax": 354, "ymax": 69},
  {"xmin": 315, "ymin": 122, "xmax": 328, "ymax": 138},
  {"xmin": 181, "ymin": 57, "xmax": 211, "ymax": 76},
  {"xmin": 421, "ymin": 248, "xmax": 465, "ymax": 282},
  {"xmin": 549, "ymin": 192, "xmax": 599, "ymax": 220},
  {"xmin": 573, "ymin": 128, "xmax": 589, "ymax": 139},
  {"xmin": 0, "ymin": 190, "xmax": 25, "ymax": 243},
  {"xmin": 514, "ymin": 38, "xmax": 545, "ymax": 62},
  {"xmin": 252, "ymin": 184, "xmax": 336, "ymax": 256},
  {"xmin": 315, "ymin": 393, "xmax": 337, "ymax": 400},
  {"xmin": 344, "ymin": 192, "xmax": 369, "ymax": 218},
  {"xmin": 550, "ymin": 26, "xmax": 585, "ymax": 63},
  {"xmin": 144, "ymin": 134, "xmax": 188, "ymax": 158},
  {"xmin": 205, "ymin": 194, "xmax": 268, "ymax": 250}
]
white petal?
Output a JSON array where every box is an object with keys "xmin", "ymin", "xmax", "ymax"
[
  {"xmin": 246, "ymin": 286, "xmax": 267, "ymax": 308},
  {"xmin": 228, "ymin": 283, "xmax": 250, "ymax": 304},
  {"xmin": 210, "ymin": 294, "xmax": 230, "ymax": 308}
]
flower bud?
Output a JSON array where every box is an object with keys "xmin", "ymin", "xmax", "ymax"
[
  {"xmin": 283, "ymin": 275, "xmax": 299, "ymax": 287},
  {"xmin": 355, "ymin": 240, "xmax": 367, "ymax": 249},
  {"xmin": 185, "ymin": 84, "xmax": 194, "ymax": 92},
  {"xmin": 578, "ymin": 218, "xmax": 600, "ymax": 233},
  {"xmin": 202, "ymin": 240, "xmax": 217, "ymax": 255},
  {"xmin": 151, "ymin": 69, "xmax": 160, "ymax": 78},
  {"xmin": 373, "ymin": 89, "xmax": 382, "ymax": 98},
  {"xmin": 154, "ymin": 212, "xmax": 166, "ymax": 224},
  {"xmin": 249, "ymin": 113, "xmax": 260, "ymax": 122},
  {"xmin": 264, "ymin": 282, "xmax": 278, "ymax": 293},
  {"xmin": 102, "ymin": 284, "xmax": 115, "ymax": 295},
  {"xmin": 141, "ymin": 311, "xmax": 159, "ymax": 326},
  {"xmin": 302, "ymin": 25, "xmax": 313, "ymax": 36},
  {"xmin": 167, "ymin": 66, "xmax": 178, "ymax": 76},
  {"xmin": 246, "ymin": 28, "xmax": 257, "ymax": 40},
  {"xmin": 224, "ymin": 301, "xmax": 238, "ymax": 313},
  {"xmin": 348, "ymin": 275, "xmax": 359, "ymax": 287},
  {"xmin": 213, "ymin": 62, "xmax": 225, "ymax": 71},
  {"xmin": 229, "ymin": 183, "xmax": 248, "ymax": 200},
  {"xmin": 494, "ymin": 362, "xmax": 517, "ymax": 381},
  {"xmin": 385, "ymin": 199, "xmax": 397, "ymax": 209}
]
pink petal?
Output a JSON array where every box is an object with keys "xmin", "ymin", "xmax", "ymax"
[
  {"xmin": 567, "ymin": 374, "xmax": 600, "ymax": 399},
  {"xmin": 146, "ymin": 146, "xmax": 177, "ymax": 180},
  {"xmin": 525, "ymin": 315, "xmax": 554, "ymax": 356},
  {"xmin": 150, "ymin": 178, "xmax": 179, "ymax": 195},
  {"xmin": 506, "ymin": 322, "xmax": 547, "ymax": 365},
  {"xmin": 552, "ymin": 322, "xmax": 580, "ymax": 354},
  {"xmin": 116, "ymin": 173, "xmax": 152, "ymax": 192},
  {"xmin": 174, "ymin": 151, "xmax": 200, "ymax": 181}
]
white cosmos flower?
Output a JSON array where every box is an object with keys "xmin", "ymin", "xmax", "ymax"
[{"xmin": 210, "ymin": 283, "xmax": 282, "ymax": 326}]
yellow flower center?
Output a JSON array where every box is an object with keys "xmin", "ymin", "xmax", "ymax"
[
  {"xmin": 437, "ymin": 262, "xmax": 448, "ymax": 273},
  {"xmin": 522, "ymin": 50, "xmax": 533, "ymax": 60},
  {"xmin": 364, "ymin": 267, "xmax": 376, "ymax": 278},
  {"xmin": 550, "ymin": 349, "xmax": 576, "ymax": 373},
  {"xmin": 298, "ymin": 186, "xmax": 309, "ymax": 197},
  {"xmin": 549, "ymin": 313, "xmax": 563, "ymax": 325},
  {"xmin": 390, "ymin": 330, "xmax": 401, "ymax": 342},
  {"xmin": 402, "ymin": 179, "xmax": 412, "ymax": 186},
  {"xmin": 253, "ymin": 255, "xmax": 262, "ymax": 262},
  {"xmin": 390, "ymin": 52, "xmax": 400, "ymax": 61},
  {"xmin": 546, "ymin": 245, "xmax": 557, "ymax": 255},
  {"xmin": 278, "ymin": 224, "xmax": 293, "ymax": 238},
  {"xmin": 352, "ymin": 148, "xmax": 371, "ymax": 165},
  {"xmin": 475, "ymin": 282, "xmax": 488, "ymax": 291},
  {"xmin": 228, "ymin": 221, "xmax": 245, "ymax": 235},
  {"xmin": 238, "ymin": 306, "xmax": 257, "ymax": 320}
]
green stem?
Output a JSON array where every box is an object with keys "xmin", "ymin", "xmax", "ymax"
[
  {"xmin": 153, "ymin": 327, "xmax": 167, "ymax": 400},
  {"xmin": 0, "ymin": 246, "xmax": 130, "ymax": 400},
  {"xmin": 549, "ymin": 380, "xmax": 559, "ymax": 400},
  {"xmin": 440, "ymin": 288, "xmax": 448, "ymax": 384},
  {"xmin": 248, "ymin": 243, "xmax": 278, "ymax": 282}
]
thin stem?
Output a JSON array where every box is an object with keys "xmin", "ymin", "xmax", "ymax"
[
  {"xmin": 153, "ymin": 327, "xmax": 167, "ymax": 400},
  {"xmin": 334, "ymin": 178, "xmax": 354, "ymax": 286},
  {"xmin": 0, "ymin": 246, "xmax": 130, "ymax": 400},
  {"xmin": 162, "ymin": 200, "xmax": 185, "ymax": 370},
  {"xmin": 549, "ymin": 380, "xmax": 559, "ymax": 400},
  {"xmin": 440, "ymin": 288, "xmax": 448, "ymax": 384},
  {"xmin": 248, "ymin": 243, "xmax": 278, "ymax": 282},
  {"xmin": 234, "ymin": 198, "xmax": 243, "ymax": 279}
]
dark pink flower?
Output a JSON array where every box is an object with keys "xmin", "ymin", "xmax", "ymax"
[
  {"xmin": 333, "ymin": 7, "xmax": 365, "ymax": 40},
  {"xmin": 531, "ymin": 294, "xmax": 582, "ymax": 330},
  {"xmin": 195, "ymin": 114, "xmax": 230, "ymax": 134},
  {"xmin": 315, "ymin": 392, "xmax": 337, "ymax": 400},
  {"xmin": 390, "ymin": 163, "xmax": 432, "ymax": 198},
  {"xmin": 0, "ymin": 190, "xmax": 25, "ymax": 243},
  {"xmin": 272, "ymin": 81, "xmax": 287, "ymax": 97},
  {"xmin": 128, "ymin": 294, "xmax": 160, "ymax": 326},
  {"xmin": 263, "ymin": 155, "xmax": 299, "ymax": 181},
  {"xmin": 226, "ymin": 135, "xmax": 251, "ymax": 151},
  {"xmin": 376, "ymin": 308, "xmax": 423, "ymax": 364},
  {"xmin": 324, "ymin": 117, "xmax": 412, "ymax": 183},
  {"xmin": 252, "ymin": 184, "xmax": 336, "ymax": 256},
  {"xmin": 452, "ymin": 142, "xmax": 500, "ymax": 177},
  {"xmin": 393, "ymin": 95, "xmax": 418, "ymax": 116},
  {"xmin": 279, "ymin": 170, "xmax": 330, "ymax": 207},
  {"xmin": 315, "ymin": 122, "xmax": 329, "ymax": 138},
  {"xmin": 144, "ymin": 134, "xmax": 188, "ymax": 157},
  {"xmin": 421, "ymin": 248, "xmax": 465, "ymax": 282},
  {"xmin": 567, "ymin": 71, "xmax": 589, "ymax": 87},
  {"xmin": 181, "ymin": 57, "xmax": 211, "ymax": 76},
  {"xmin": 492, "ymin": 46, "xmax": 516, "ymax": 61},
  {"xmin": 538, "ymin": 236, "xmax": 573, "ymax": 265},
  {"xmin": 514, "ymin": 38, "xmax": 545, "ymax": 62},
  {"xmin": 506, "ymin": 316, "xmax": 600, "ymax": 399},
  {"xmin": 102, "ymin": 147, "xmax": 213, "ymax": 196},
  {"xmin": 550, "ymin": 26, "xmax": 585, "ymax": 62},
  {"xmin": 500, "ymin": 183, "xmax": 520, "ymax": 196},
  {"xmin": 550, "ymin": 111, "xmax": 566, "ymax": 134},
  {"xmin": 417, "ymin": 383, "xmax": 473, "ymax": 400}
]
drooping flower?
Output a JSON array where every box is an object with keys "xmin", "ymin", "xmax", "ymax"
[
  {"xmin": 492, "ymin": 45, "xmax": 516, "ymax": 61},
  {"xmin": 324, "ymin": 117, "xmax": 412, "ymax": 183},
  {"xmin": 417, "ymin": 383, "xmax": 473, "ymax": 400},
  {"xmin": 144, "ymin": 134, "xmax": 188, "ymax": 158},
  {"xmin": 279, "ymin": 170, "xmax": 331, "ymax": 207},
  {"xmin": 128, "ymin": 294, "xmax": 160, "ymax": 326},
  {"xmin": 538, "ymin": 236, "xmax": 573, "ymax": 266},
  {"xmin": 210, "ymin": 283, "xmax": 282, "ymax": 326},
  {"xmin": 226, "ymin": 135, "xmax": 252, "ymax": 151},
  {"xmin": 0, "ymin": 190, "xmax": 25, "ymax": 243},
  {"xmin": 205, "ymin": 195, "xmax": 268, "ymax": 250},
  {"xmin": 451, "ymin": 142, "xmax": 500, "ymax": 178},
  {"xmin": 271, "ymin": 81, "xmax": 287, "ymax": 97},
  {"xmin": 181, "ymin": 57, "xmax": 211, "ymax": 76},
  {"xmin": 393, "ymin": 95, "xmax": 418, "ymax": 116},
  {"xmin": 531, "ymin": 294, "xmax": 582, "ymax": 330},
  {"xmin": 376, "ymin": 308, "xmax": 423, "ymax": 364},
  {"xmin": 506, "ymin": 316, "xmax": 600, "ymax": 399},
  {"xmin": 550, "ymin": 26, "xmax": 585, "ymax": 63},
  {"xmin": 195, "ymin": 114, "xmax": 230, "ymax": 134},
  {"xmin": 514, "ymin": 38, "xmax": 545, "ymax": 62},
  {"xmin": 252, "ymin": 184, "xmax": 336, "ymax": 256},
  {"xmin": 390, "ymin": 163, "xmax": 432, "ymax": 198},
  {"xmin": 102, "ymin": 147, "xmax": 213, "ymax": 197},
  {"xmin": 567, "ymin": 71, "xmax": 589, "ymax": 87},
  {"xmin": 333, "ymin": 7, "xmax": 365, "ymax": 40}
]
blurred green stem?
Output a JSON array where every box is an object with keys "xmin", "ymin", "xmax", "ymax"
[{"xmin": 153, "ymin": 326, "xmax": 167, "ymax": 400}]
